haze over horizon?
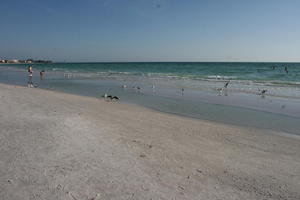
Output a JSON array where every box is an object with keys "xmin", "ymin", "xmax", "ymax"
[{"xmin": 1, "ymin": 0, "xmax": 300, "ymax": 62}]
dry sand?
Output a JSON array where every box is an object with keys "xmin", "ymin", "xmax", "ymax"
[{"xmin": 0, "ymin": 83, "xmax": 299, "ymax": 200}]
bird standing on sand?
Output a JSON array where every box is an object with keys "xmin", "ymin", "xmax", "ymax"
[
  {"xmin": 112, "ymin": 96, "xmax": 120, "ymax": 100},
  {"xmin": 152, "ymin": 84, "xmax": 155, "ymax": 92},
  {"xmin": 217, "ymin": 87, "xmax": 223, "ymax": 96},
  {"xmin": 102, "ymin": 94, "xmax": 120, "ymax": 101}
]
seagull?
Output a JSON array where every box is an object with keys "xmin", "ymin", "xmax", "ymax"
[
  {"xmin": 217, "ymin": 87, "xmax": 223, "ymax": 96},
  {"xmin": 102, "ymin": 94, "xmax": 120, "ymax": 101},
  {"xmin": 258, "ymin": 89, "xmax": 267, "ymax": 95},
  {"xmin": 224, "ymin": 81, "xmax": 230, "ymax": 88}
]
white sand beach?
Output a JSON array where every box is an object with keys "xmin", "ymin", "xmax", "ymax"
[{"xmin": 0, "ymin": 83, "xmax": 299, "ymax": 200}]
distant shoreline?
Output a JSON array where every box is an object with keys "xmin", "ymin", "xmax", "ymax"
[
  {"xmin": 2, "ymin": 61, "xmax": 300, "ymax": 64},
  {"xmin": 0, "ymin": 59, "xmax": 52, "ymax": 64}
]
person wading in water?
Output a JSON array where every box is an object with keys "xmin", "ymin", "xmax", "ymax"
[{"xmin": 40, "ymin": 70, "xmax": 45, "ymax": 80}]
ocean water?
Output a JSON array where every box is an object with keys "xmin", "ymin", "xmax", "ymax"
[
  {"xmin": 1, "ymin": 62, "xmax": 300, "ymax": 134},
  {"xmin": 3, "ymin": 62, "xmax": 300, "ymax": 82},
  {"xmin": 2, "ymin": 62, "xmax": 300, "ymax": 97}
]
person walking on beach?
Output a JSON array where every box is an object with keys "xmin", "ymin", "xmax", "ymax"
[
  {"xmin": 27, "ymin": 66, "xmax": 33, "ymax": 87},
  {"xmin": 40, "ymin": 70, "xmax": 45, "ymax": 80}
]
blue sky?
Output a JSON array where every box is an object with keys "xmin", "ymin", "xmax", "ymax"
[{"xmin": 1, "ymin": 0, "xmax": 300, "ymax": 62}]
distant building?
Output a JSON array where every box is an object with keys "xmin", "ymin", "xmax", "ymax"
[
  {"xmin": 7, "ymin": 59, "xmax": 20, "ymax": 63},
  {"xmin": 0, "ymin": 59, "xmax": 7, "ymax": 63},
  {"xmin": 26, "ymin": 59, "xmax": 33, "ymax": 63}
]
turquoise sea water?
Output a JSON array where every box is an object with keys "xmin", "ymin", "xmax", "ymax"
[
  {"xmin": 1, "ymin": 62, "xmax": 300, "ymax": 134},
  {"xmin": 3, "ymin": 62, "xmax": 300, "ymax": 83},
  {"xmin": 2, "ymin": 62, "xmax": 300, "ymax": 98}
]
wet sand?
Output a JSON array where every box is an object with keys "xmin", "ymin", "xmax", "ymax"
[{"xmin": 0, "ymin": 83, "xmax": 299, "ymax": 200}]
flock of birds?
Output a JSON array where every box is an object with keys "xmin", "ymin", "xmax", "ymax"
[
  {"xmin": 102, "ymin": 84, "xmax": 148, "ymax": 101},
  {"xmin": 216, "ymin": 65, "xmax": 292, "ymax": 97},
  {"xmin": 102, "ymin": 80, "xmax": 270, "ymax": 101},
  {"xmin": 217, "ymin": 81, "xmax": 268, "ymax": 96},
  {"xmin": 101, "ymin": 65, "xmax": 293, "ymax": 101}
]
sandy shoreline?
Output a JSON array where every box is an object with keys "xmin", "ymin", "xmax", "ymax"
[{"xmin": 0, "ymin": 83, "xmax": 299, "ymax": 199}]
